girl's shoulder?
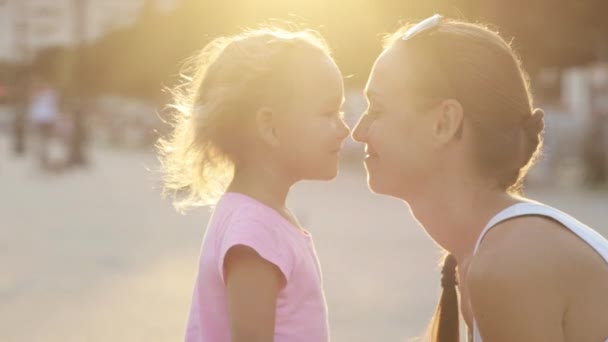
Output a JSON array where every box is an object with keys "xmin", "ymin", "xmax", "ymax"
[
  {"xmin": 215, "ymin": 192, "xmax": 274, "ymax": 220},
  {"xmin": 212, "ymin": 193, "xmax": 298, "ymax": 238}
]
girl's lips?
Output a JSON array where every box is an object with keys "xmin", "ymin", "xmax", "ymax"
[{"xmin": 331, "ymin": 143, "xmax": 345, "ymax": 154}]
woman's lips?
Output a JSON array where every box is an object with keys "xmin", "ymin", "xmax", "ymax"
[{"xmin": 365, "ymin": 146, "xmax": 378, "ymax": 159}]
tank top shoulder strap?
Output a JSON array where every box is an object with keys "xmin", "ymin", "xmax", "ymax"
[{"xmin": 473, "ymin": 201, "xmax": 608, "ymax": 262}]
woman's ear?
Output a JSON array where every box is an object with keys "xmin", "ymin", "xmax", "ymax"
[
  {"xmin": 433, "ymin": 99, "xmax": 464, "ymax": 146},
  {"xmin": 255, "ymin": 106, "xmax": 280, "ymax": 147}
]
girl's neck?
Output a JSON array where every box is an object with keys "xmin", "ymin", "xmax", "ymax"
[
  {"xmin": 227, "ymin": 164, "xmax": 306, "ymax": 230},
  {"xmin": 227, "ymin": 163, "xmax": 295, "ymax": 212}
]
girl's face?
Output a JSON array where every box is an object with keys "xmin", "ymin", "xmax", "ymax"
[
  {"xmin": 352, "ymin": 45, "xmax": 441, "ymax": 199},
  {"xmin": 274, "ymin": 52, "xmax": 350, "ymax": 181}
]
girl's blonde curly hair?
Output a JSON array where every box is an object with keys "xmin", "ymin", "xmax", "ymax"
[{"xmin": 157, "ymin": 27, "xmax": 331, "ymax": 211}]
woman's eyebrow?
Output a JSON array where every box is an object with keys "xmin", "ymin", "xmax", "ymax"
[{"xmin": 365, "ymin": 89, "xmax": 381, "ymax": 102}]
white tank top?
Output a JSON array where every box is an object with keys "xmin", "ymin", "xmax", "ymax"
[{"xmin": 471, "ymin": 202, "xmax": 608, "ymax": 342}]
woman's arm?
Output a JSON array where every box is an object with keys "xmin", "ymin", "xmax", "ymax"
[{"xmin": 225, "ymin": 245, "xmax": 285, "ymax": 342}]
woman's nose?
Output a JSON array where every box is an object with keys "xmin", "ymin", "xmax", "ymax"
[{"xmin": 352, "ymin": 115, "xmax": 370, "ymax": 143}]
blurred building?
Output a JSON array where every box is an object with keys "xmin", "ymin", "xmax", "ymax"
[
  {"xmin": 530, "ymin": 62, "xmax": 608, "ymax": 186},
  {"xmin": 0, "ymin": 0, "xmax": 176, "ymax": 62}
]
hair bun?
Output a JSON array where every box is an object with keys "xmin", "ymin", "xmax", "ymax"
[
  {"xmin": 531, "ymin": 108, "xmax": 544, "ymax": 120},
  {"xmin": 524, "ymin": 108, "xmax": 544, "ymax": 138}
]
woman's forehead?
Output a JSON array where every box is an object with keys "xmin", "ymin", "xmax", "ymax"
[
  {"xmin": 368, "ymin": 44, "xmax": 437, "ymax": 105},
  {"xmin": 366, "ymin": 48, "xmax": 409, "ymax": 101}
]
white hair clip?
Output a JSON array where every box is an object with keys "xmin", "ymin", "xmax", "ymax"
[{"xmin": 401, "ymin": 14, "xmax": 443, "ymax": 41}]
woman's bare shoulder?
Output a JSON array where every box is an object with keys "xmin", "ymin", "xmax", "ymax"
[{"xmin": 469, "ymin": 215, "xmax": 602, "ymax": 291}]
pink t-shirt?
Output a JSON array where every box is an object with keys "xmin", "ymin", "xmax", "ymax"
[{"xmin": 185, "ymin": 192, "xmax": 329, "ymax": 342}]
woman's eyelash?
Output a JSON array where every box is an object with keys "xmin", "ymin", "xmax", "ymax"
[{"xmin": 367, "ymin": 109, "xmax": 380, "ymax": 117}]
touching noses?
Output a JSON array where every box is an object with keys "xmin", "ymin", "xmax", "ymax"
[{"xmin": 352, "ymin": 115, "xmax": 371, "ymax": 143}]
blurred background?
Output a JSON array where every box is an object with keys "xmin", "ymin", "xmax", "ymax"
[{"xmin": 1, "ymin": 0, "xmax": 607, "ymax": 341}]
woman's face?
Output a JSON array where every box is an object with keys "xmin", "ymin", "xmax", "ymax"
[{"xmin": 352, "ymin": 45, "xmax": 442, "ymax": 199}]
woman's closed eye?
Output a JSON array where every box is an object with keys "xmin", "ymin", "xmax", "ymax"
[{"xmin": 366, "ymin": 108, "xmax": 381, "ymax": 118}]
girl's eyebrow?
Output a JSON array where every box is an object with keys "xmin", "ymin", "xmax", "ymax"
[
  {"xmin": 330, "ymin": 97, "xmax": 345, "ymax": 107},
  {"xmin": 365, "ymin": 89, "xmax": 381, "ymax": 102}
]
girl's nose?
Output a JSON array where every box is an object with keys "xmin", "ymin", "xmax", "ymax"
[{"xmin": 338, "ymin": 118, "xmax": 351, "ymax": 141}]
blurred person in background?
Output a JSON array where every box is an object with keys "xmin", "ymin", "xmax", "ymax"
[
  {"xmin": 353, "ymin": 15, "xmax": 608, "ymax": 342},
  {"xmin": 28, "ymin": 74, "xmax": 60, "ymax": 171}
]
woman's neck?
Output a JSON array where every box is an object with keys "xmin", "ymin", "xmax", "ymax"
[{"xmin": 405, "ymin": 179, "xmax": 521, "ymax": 264}]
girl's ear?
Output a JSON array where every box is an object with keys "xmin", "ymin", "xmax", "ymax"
[{"xmin": 255, "ymin": 106, "xmax": 280, "ymax": 147}]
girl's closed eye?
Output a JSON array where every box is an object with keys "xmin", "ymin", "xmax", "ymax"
[{"xmin": 324, "ymin": 110, "xmax": 344, "ymax": 119}]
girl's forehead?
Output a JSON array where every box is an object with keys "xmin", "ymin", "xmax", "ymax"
[
  {"xmin": 293, "ymin": 57, "xmax": 343, "ymax": 94},
  {"xmin": 267, "ymin": 53, "xmax": 342, "ymax": 111},
  {"xmin": 293, "ymin": 78, "xmax": 343, "ymax": 108}
]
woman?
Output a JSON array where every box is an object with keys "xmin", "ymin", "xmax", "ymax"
[{"xmin": 353, "ymin": 15, "xmax": 608, "ymax": 342}]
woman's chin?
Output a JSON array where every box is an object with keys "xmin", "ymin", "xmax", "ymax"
[
  {"xmin": 367, "ymin": 175, "xmax": 391, "ymax": 195},
  {"xmin": 368, "ymin": 175, "xmax": 410, "ymax": 200}
]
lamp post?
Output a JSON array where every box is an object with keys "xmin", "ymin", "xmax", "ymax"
[
  {"xmin": 67, "ymin": 0, "xmax": 87, "ymax": 166},
  {"xmin": 12, "ymin": 0, "xmax": 28, "ymax": 156}
]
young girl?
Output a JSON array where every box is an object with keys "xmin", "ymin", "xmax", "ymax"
[
  {"xmin": 353, "ymin": 15, "xmax": 608, "ymax": 342},
  {"xmin": 157, "ymin": 28, "xmax": 349, "ymax": 342}
]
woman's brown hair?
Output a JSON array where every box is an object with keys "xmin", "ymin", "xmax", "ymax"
[{"xmin": 383, "ymin": 17, "xmax": 545, "ymax": 341}]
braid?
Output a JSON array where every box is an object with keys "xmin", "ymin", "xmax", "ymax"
[{"xmin": 429, "ymin": 254, "xmax": 460, "ymax": 342}]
